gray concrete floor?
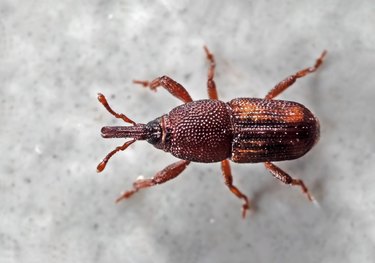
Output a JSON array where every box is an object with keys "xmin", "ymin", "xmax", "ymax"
[{"xmin": 1, "ymin": 0, "xmax": 374, "ymax": 262}]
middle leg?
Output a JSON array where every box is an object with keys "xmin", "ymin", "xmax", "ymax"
[
  {"xmin": 265, "ymin": 50, "xmax": 327, "ymax": 100},
  {"xmin": 221, "ymin": 159, "xmax": 250, "ymax": 218}
]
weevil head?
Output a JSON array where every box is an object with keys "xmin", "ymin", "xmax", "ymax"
[
  {"xmin": 100, "ymin": 114, "xmax": 170, "ymax": 151},
  {"xmin": 145, "ymin": 115, "xmax": 171, "ymax": 152}
]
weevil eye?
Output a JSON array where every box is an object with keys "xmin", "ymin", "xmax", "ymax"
[
  {"xmin": 146, "ymin": 118, "xmax": 162, "ymax": 145},
  {"xmin": 146, "ymin": 116, "xmax": 172, "ymax": 152}
]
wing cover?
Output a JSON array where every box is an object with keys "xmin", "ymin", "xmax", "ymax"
[{"xmin": 227, "ymin": 98, "xmax": 319, "ymax": 163}]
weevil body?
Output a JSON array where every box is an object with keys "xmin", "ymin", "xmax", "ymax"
[{"xmin": 97, "ymin": 47, "xmax": 326, "ymax": 218}]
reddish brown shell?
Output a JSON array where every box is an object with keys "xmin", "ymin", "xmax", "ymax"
[
  {"xmin": 166, "ymin": 99, "xmax": 233, "ymax": 162},
  {"xmin": 227, "ymin": 98, "xmax": 320, "ymax": 163}
]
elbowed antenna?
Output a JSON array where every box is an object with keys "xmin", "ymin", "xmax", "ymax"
[
  {"xmin": 97, "ymin": 139, "xmax": 136, "ymax": 172},
  {"xmin": 97, "ymin": 93, "xmax": 137, "ymax": 125},
  {"xmin": 97, "ymin": 93, "xmax": 150, "ymax": 140},
  {"xmin": 97, "ymin": 93, "xmax": 164, "ymax": 173},
  {"xmin": 97, "ymin": 93, "xmax": 142, "ymax": 173}
]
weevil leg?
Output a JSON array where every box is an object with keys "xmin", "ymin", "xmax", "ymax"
[
  {"xmin": 221, "ymin": 159, "xmax": 250, "ymax": 218},
  {"xmin": 203, "ymin": 46, "xmax": 219, "ymax": 100},
  {"xmin": 264, "ymin": 162, "xmax": 314, "ymax": 201},
  {"xmin": 116, "ymin": 160, "xmax": 191, "ymax": 202},
  {"xmin": 133, "ymin": 76, "xmax": 193, "ymax": 103},
  {"xmin": 265, "ymin": 50, "xmax": 327, "ymax": 100},
  {"xmin": 97, "ymin": 139, "xmax": 136, "ymax": 173},
  {"xmin": 97, "ymin": 93, "xmax": 136, "ymax": 125}
]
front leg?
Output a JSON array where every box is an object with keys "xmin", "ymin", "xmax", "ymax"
[
  {"xmin": 116, "ymin": 160, "xmax": 191, "ymax": 202},
  {"xmin": 133, "ymin": 76, "xmax": 193, "ymax": 103},
  {"xmin": 203, "ymin": 46, "xmax": 219, "ymax": 100}
]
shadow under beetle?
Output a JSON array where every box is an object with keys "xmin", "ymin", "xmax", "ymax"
[{"xmin": 97, "ymin": 46, "xmax": 327, "ymax": 218}]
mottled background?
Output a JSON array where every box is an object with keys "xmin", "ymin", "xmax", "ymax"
[{"xmin": 1, "ymin": 0, "xmax": 374, "ymax": 262}]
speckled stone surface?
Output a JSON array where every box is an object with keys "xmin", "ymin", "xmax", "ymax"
[{"xmin": 1, "ymin": 1, "xmax": 374, "ymax": 262}]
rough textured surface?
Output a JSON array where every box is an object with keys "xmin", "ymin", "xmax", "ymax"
[
  {"xmin": 167, "ymin": 99, "xmax": 232, "ymax": 162},
  {"xmin": 1, "ymin": 1, "xmax": 375, "ymax": 263}
]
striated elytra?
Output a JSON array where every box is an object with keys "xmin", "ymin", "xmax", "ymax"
[{"xmin": 97, "ymin": 47, "xmax": 326, "ymax": 218}]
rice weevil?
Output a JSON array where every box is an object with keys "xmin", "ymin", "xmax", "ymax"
[{"xmin": 97, "ymin": 46, "xmax": 326, "ymax": 218}]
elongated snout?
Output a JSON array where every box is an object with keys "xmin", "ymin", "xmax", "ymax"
[{"xmin": 101, "ymin": 124, "xmax": 147, "ymax": 139}]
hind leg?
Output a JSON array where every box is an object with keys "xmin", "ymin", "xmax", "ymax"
[{"xmin": 264, "ymin": 162, "xmax": 313, "ymax": 201}]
